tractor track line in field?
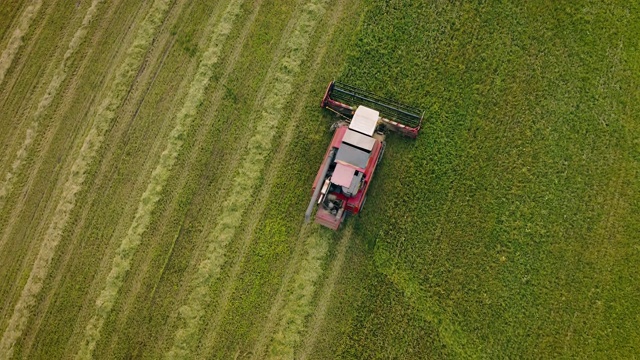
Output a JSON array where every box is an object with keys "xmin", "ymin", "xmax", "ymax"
[
  {"xmin": 74, "ymin": 1, "xmax": 246, "ymax": 358},
  {"xmin": 0, "ymin": 0, "xmax": 172, "ymax": 357},
  {"xmin": 0, "ymin": 0, "xmax": 122, "ymax": 346},
  {"xmin": 0, "ymin": 0, "xmax": 104, "ymax": 224},
  {"xmin": 165, "ymin": 0, "xmax": 329, "ymax": 357},
  {"xmin": 248, "ymin": 227, "xmax": 311, "ymax": 360},
  {"xmin": 299, "ymin": 227, "xmax": 352, "ymax": 360},
  {"xmin": 0, "ymin": 0, "xmax": 63, "ymax": 153},
  {"xmin": 0, "ymin": 3, "xmax": 153, "ymax": 323},
  {"xmin": 38, "ymin": 2, "xmax": 189, "ymax": 355},
  {"xmin": 154, "ymin": 0, "xmax": 305, "ymax": 350},
  {"xmin": 0, "ymin": 0, "xmax": 61, "ymax": 121},
  {"xmin": 0, "ymin": 0, "xmax": 43, "ymax": 86},
  {"xmin": 0, "ymin": 0, "xmax": 137, "ymax": 325},
  {"xmin": 265, "ymin": 227, "xmax": 331, "ymax": 359},
  {"xmin": 129, "ymin": 0, "xmax": 299, "ymax": 351}
]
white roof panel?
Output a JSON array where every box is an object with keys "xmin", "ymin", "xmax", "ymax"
[{"xmin": 349, "ymin": 106, "xmax": 379, "ymax": 136}]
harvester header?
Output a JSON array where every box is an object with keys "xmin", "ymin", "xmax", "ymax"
[{"xmin": 321, "ymin": 81, "xmax": 424, "ymax": 138}]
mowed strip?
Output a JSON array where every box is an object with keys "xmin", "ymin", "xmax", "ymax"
[
  {"xmin": 96, "ymin": 0, "xmax": 269, "ymax": 353},
  {"xmin": 298, "ymin": 227, "xmax": 352, "ymax": 360},
  {"xmin": 73, "ymin": 1, "xmax": 245, "ymax": 358},
  {"xmin": 8, "ymin": 1, "xmax": 209, "ymax": 357},
  {"xmin": 0, "ymin": 0, "xmax": 172, "ymax": 358},
  {"xmin": 244, "ymin": 2, "xmax": 347, "ymax": 356},
  {"xmin": 0, "ymin": 0, "xmax": 42, "ymax": 86},
  {"xmin": 88, "ymin": 1, "xmax": 302, "ymax": 356},
  {"xmin": 165, "ymin": 0, "xmax": 330, "ymax": 357},
  {"xmin": 0, "ymin": 0, "xmax": 103, "ymax": 217},
  {"xmin": 265, "ymin": 227, "xmax": 332, "ymax": 359},
  {"xmin": 0, "ymin": 1, "xmax": 143, "ymax": 328}
]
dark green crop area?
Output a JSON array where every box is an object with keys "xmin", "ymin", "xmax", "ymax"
[{"xmin": 333, "ymin": 0, "xmax": 640, "ymax": 358}]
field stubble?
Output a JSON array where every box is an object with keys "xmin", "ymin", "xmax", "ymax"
[
  {"xmin": 0, "ymin": 0, "xmax": 43, "ymax": 86},
  {"xmin": 0, "ymin": 0, "xmax": 172, "ymax": 357},
  {"xmin": 74, "ymin": 0, "xmax": 247, "ymax": 358},
  {"xmin": 84, "ymin": 0, "xmax": 306, "ymax": 357}
]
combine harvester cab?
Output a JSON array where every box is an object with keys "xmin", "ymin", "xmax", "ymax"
[{"xmin": 305, "ymin": 81, "xmax": 423, "ymax": 230}]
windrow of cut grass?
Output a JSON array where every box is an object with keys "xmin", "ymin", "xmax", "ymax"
[
  {"xmin": 0, "ymin": 0, "xmax": 42, "ymax": 86},
  {"xmin": 81, "ymin": 1, "xmax": 307, "ymax": 357},
  {"xmin": 0, "ymin": 2, "xmax": 144, "ymax": 342},
  {"xmin": 298, "ymin": 226, "xmax": 352, "ymax": 360},
  {"xmin": 202, "ymin": 0, "xmax": 362, "ymax": 356},
  {"xmin": 74, "ymin": 0, "xmax": 245, "ymax": 358},
  {"xmin": 12, "ymin": 1, "xmax": 233, "ymax": 357},
  {"xmin": 0, "ymin": 0, "xmax": 172, "ymax": 357},
  {"xmin": 164, "ymin": 0, "xmax": 330, "ymax": 357},
  {"xmin": 99, "ymin": 6, "xmax": 268, "ymax": 359},
  {"xmin": 0, "ymin": 1, "xmax": 28, "ymax": 43},
  {"xmin": 0, "ymin": 0, "xmax": 86, "ymax": 255},
  {"xmin": 0, "ymin": 0, "xmax": 70, "ymax": 173},
  {"xmin": 0, "ymin": 2, "xmax": 147, "ymax": 328},
  {"xmin": 240, "ymin": 3, "xmax": 349, "ymax": 357},
  {"xmin": 0, "ymin": 0, "xmax": 103, "ymax": 214},
  {"xmin": 265, "ymin": 227, "xmax": 331, "ymax": 359}
]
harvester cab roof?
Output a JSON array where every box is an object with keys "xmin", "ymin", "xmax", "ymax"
[{"xmin": 306, "ymin": 81, "xmax": 423, "ymax": 230}]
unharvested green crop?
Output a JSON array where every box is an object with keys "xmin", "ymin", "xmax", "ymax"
[{"xmin": 338, "ymin": 1, "xmax": 640, "ymax": 358}]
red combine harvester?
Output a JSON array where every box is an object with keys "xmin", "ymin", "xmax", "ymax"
[{"xmin": 305, "ymin": 81, "xmax": 423, "ymax": 230}]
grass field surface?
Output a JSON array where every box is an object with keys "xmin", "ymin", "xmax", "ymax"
[{"xmin": 0, "ymin": 0, "xmax": 638, "ymax": 359}]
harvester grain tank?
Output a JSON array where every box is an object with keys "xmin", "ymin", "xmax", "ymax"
[{"xmin": 305, "ymin": 81, "xmax": 423, "ymax": 230}]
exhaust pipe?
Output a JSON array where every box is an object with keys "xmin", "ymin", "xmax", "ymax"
[{"xmin": 305, "ymin": 148, "xmax": 336, "ymax": 223}]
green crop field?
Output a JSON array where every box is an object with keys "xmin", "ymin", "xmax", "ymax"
[{"xmin": 0, "ymin": 0, "xmax": 638, "ymax": 359}]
